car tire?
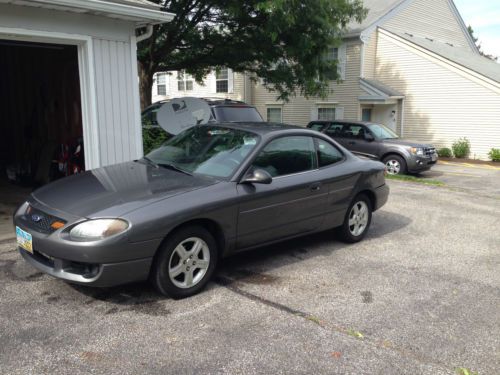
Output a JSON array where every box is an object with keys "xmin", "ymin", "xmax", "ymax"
[
  {"xmin": 338, "ymin": 194, "xmax": 372, "ymax": 243},
  {"xmin": 383, "ymin": 154, "xmax": 407, "ymax": 175},
  {"xmin": 150, "ymin": 225, "xmax": 217, "ymax": 299}
]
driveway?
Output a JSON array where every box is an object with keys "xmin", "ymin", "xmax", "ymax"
[{"xmin": 1, "ymin": 180, "xmax": 499, "ymax": 375}]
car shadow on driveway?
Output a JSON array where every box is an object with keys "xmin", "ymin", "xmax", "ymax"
[{"xmin": 65, "ymin": 210, "xmax": 411, "ymax": 303}]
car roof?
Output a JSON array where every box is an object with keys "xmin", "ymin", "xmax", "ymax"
[
  {"xmin": 145, "ymin": 98, "xmax": 255, "ymax": 111},
  {"xmin": 309, "ymin": 120, "xmax": 375, "ymax": 126}
]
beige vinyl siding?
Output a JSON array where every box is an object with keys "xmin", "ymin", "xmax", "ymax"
[
  {"xmin": 152, "ymin": 71, "xmax": 247, "ymax": 103},
  {"xmin": 383, "ymin": 0, "xmax": 474, "ymax": 51},
  {"xmin": 252, "ymin": 40, "xmax": 363, "ymax": 126},
  {"xmin": 363, "ymin": 33, "xmax": 378, "ymax": 79},
  {"xmin": 375, "ymin": 31, "xmax": 500, "ymax": 160}
]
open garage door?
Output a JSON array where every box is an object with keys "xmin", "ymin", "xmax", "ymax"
[{"xmin": 0, "ymin": 40, "xmax": 84, "ymax": 188}]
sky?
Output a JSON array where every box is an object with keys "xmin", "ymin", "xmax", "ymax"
[{"xmin": 454, "ymin": 0, "xmax": 500, "ymax": 59}]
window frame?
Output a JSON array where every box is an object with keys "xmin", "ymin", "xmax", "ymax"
[
  {"xmin": 156, "ymin": 72, "xmax": 167, "ymax": 96},
  {"xmin": 215, "ymin": 68, "xmax": 229, "ymax": 93},
  {"xmin": 177, "ymin": 70, "xmax": 194, "ymax": 92},
  {"xmin": 317, "ymin": 107, "xmax": 336, "ymax": 121},
  {"xmin": 266, "ymin": 106, "xmax": 283, "ymax": 123}
]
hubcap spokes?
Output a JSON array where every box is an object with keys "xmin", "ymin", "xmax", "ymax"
[
  {"xmin": 348, "ymin": 201, "xmax": 369, "ymax": 236},
  {"xmin": 168, "ymin": 237, "xmax": 210, "ymax": 289},
  {"xmin": 385, "ymin": 160, "xmax": 401, "ymax": 175}
]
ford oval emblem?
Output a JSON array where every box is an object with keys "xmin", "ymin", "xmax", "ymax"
[{"xmin": 31, "ymin": 214, "xmax": 43, "ymax": 223}]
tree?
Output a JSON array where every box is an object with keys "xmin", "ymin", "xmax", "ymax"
[
  {"xmin": 137, "ymin": 0, "xmax": 367, "ymax": 109},
  {"xmin": 467, "ymin": 25, "xmax": 498, "ymax": 62}
]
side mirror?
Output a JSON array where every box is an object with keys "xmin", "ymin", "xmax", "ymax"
[
  {"xmin": 241, "ymin": 169, "xmax": 273, "ymax": 185},
  {"xmin": 365, "ymin": 133, "xmax": 375, "ymax": 142}
]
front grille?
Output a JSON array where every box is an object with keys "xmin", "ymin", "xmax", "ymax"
[
  {"xmin": 424, "ymin": 147, "xmax": 436, "ymax": 157},
  {"xmin": 24, "ymin": 206, "xmax": 66, "ymax": 234}
]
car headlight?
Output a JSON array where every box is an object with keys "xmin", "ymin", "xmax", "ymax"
[
  {"xmin": 69, "ymin": 219, "xmax": 129, "ymax": 241},
  {"xmin": 410, "ymin": 147, "xmax": 424, "ymax": 156}
]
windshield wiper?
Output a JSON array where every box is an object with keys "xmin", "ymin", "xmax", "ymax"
[
  {"xmin": 139, "ymin": 156, "xmax": 159, "ymax": 168},
  {"xmin": 157, "ymin": 163, "xmax": 193, "ymax": 176}
]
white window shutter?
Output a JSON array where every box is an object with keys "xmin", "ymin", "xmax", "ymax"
[
  {"xmin": 335, "ymin": 107, "xmax": 344, "ymax": 120},
  {"xmin": 209, "ymin": 71, "xmax": 217, "ymax": 93},
  {"xmin": 310, "ymin": 106, "xmax": 318, "ymax": 121},
  {"xmin": 338, "ymin": 43, "xmax": 347, "ymax": 80},
  {"xmin": 228, "ymin": 68, "xmax": 234, "ymax": 93}
]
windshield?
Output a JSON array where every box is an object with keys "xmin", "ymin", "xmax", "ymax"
[
  {"xmin": 367, "ymin": 123, "xmax": 399, "ymax": 139},
  {"xmin": 212, "ymin": 106, "xmax": 264, "ymax": 122},
  {"xmin": 146, "ymin": 126, "xmax": 259, "ymax": 178}
]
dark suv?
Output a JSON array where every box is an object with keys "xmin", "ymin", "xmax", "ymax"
[
  {"xmin": 142, "ymin": 98, "xmax": 263, "ymax": 127},
  {"xmin": 307, "ymin": 120, "xmax": 437, "ymax": 175}
]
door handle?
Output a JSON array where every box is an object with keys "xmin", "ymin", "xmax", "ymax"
[{"xmin": 309, "ymin": 182, "xmax": 322, "ymax": 191}]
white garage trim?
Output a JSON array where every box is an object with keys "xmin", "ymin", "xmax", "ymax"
[{"xmin": 0, "ymin": 26, "xmax": 101, "ymax": 169}]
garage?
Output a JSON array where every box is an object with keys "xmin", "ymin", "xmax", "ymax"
[
  {"xmin": 0, "ymin": 0, "xmax": 173, "ymax": 240},
  {"xmin": 0, "ymin": 40, "xmax": 84, "ymax": 187}
]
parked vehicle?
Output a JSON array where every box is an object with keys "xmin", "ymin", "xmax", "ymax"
[
  {"xmin": 307, "ymin": 120, "xmax": 438, "ymax": 175},
  {"xmin": 142, "ymin": 98, "xmax": 263, "ymax": 128},
  {"xmin": 14, "ymin": 123, "xmax": 389, "ymax": 298}
]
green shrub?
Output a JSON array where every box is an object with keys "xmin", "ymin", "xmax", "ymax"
[
  {"xmin": 488, "ymin": 148, "xmax": 500, "ymax": 162},
  {"xmin": 437, "ymin": 147, "xmax": 452, "ymax": 158},
  {"xmin": 452, "ymin": 138, "xmax": 470, "ymax": 159},
  {"xmin": 142, "ymin": 126, "xmax": 170, "ymax": 155}
]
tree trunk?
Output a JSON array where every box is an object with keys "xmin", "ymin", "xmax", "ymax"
[{"xmin": 138, "ymin": 61, "xmax": 153, "ymax": 111}]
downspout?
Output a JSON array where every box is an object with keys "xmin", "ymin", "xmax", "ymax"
[{"xmin": 136, "ymin": 24, "xmax": 154, "ymax": 43}]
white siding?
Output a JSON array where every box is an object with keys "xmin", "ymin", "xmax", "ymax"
[
  {"xmin": 375, "ymin": 31, "xmax": 500, "ymax": 159},
  {"xmin": 252, "ymin": 40, "xmax": 363, "ymax": 126},
  {"xmin": 383, "ymin": 0, "xmax": 474, "ymax": 51},
  {"xmin": 93, "ymin": 38, "xmax": 142, "ymax": 166},
  {"xmin": 363, "ymin": 33, "xmax": 378, "ymax": 79}
]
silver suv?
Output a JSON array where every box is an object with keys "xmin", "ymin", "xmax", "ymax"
[{"xmin": 307, "ymin": 120, "xmax": 437, "ymax": 175}]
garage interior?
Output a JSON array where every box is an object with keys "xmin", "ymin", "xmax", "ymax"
[{"xmin": 0, "ymin": 39, "xmax": 84, "ymax": 239}]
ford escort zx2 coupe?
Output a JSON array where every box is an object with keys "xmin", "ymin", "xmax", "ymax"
[{"xmin": 14, "ymin": 123, "xmax": 389, "ymax": 298}]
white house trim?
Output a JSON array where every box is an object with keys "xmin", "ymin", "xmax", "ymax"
[
  {"xmin": 446, "ymin": 0, "xmax": 480, "ymax": 53},
  {"xmin": 358, "ymin": 0, "xmax": 414, "ymax": 40},
  {"xmin": 5, "ymin": 0, "xmax": 175, "ymax": 25},
  {"xmin": 0, "ymin": 26, "xmax": 101, "ymax": 168},
  {"xmin": 129, "ymin": 34, "xmax": 144, "ymax": 158}
]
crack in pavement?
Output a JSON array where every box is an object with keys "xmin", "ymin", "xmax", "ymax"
[{"xmin": 214, "ymin": 275, "xmax": 455, "ymax": 374}]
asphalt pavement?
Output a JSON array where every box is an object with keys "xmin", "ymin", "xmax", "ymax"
[{"xmin": 1, "ymin": 176, "xmax": 499, "ymax": 374}]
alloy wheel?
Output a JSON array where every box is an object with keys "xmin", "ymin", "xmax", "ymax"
[
  {"xmin": 348, "ymin": 201, "xmax": 369, "ymax": 236},
  {"xmin": 385, "ymin": 159, "xmax": 401, "ymax": 175},
  {"xmin": 168, "ymin": 237, "xmax": 210, "ymax": 289}
]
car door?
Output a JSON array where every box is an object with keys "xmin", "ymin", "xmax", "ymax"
[
  {"xmin": 236, "ymin": 135, "xmax": 328, "ymax": 249},
  {"xmin": 341, "ymin": 124, "xmax": 379, "ymax": 158},
  {"xmin": 323, "ymin": 123, "xmax": 346, "ymax": 145}
]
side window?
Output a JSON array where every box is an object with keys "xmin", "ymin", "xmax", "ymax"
[
  {"xmin": 252, "ymin": 136, "xmax": 316, "ymax": 177},
  {"xmin": 324, "ymin": 123, "xmax": 344, "ymax": 137},
  {"xmin": 342, "ymin": 125, "xmax": 365, "ymax": 139},
  {"xmin": 309, "ymin": 123, "xmax": 326, "ymax": 131},
  {"xmin": 316, "ymin": 139, "xmax": 343, "ymax": 167}
]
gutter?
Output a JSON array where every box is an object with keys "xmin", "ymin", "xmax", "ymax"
[
  {"xmin": 23, "ymin": 0, "xmax": 175, "ymax": 24},
  {"xmin": 136, "ymin": 24, "xmax": 153, "ymax": 43}
]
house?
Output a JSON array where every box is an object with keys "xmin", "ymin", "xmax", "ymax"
[
  {"xmin": 155, "ymin": 0, "xmax": 500, "ymax": 159},
  {"xmin": 0, "ymin": 0, "xmax": 173, "ymax": 187}
]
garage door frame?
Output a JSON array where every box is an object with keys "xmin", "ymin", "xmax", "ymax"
[{"xmin": 0, "ymin": 26, "xmax": 100, "ymax": 170}]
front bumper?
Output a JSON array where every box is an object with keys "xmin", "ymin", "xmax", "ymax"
[
  {"xmin": 19, "ymin": 247, "xmax": 153, "ymax": 287},
  {"xmin": 407, "ymin": 155, "xmax": 438, "ymax": 173}
]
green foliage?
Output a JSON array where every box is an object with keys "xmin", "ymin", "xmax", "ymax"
[
  {"xmin": 142, "ymin": 127, "xmax": 170, "ymax": 155},
  {"xmin": 138, "ymin": 0, "xmax": 367, "ymax": 105},
  {"xmin": 452, "ymin": 138, "xmax": 471, "ymax": 159},
  {"xmin": 488, "ymin": 148, "xmax": 500, "ymax": 162},
  {"xmin": 455, "ymin": 367, "xmax": 478, "ymax": 375},
  {"xmin": 437, "ymin": 147, "xmax": 452, "ymax": 158}
]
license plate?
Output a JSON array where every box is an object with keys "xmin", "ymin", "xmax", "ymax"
[
  {"xmin": 431, "ymin": 154, "xmax": 437, "ymax": 162},
  {"xmin": 16, "ymin": 226, "xmax": 33, "ymax": 254}
]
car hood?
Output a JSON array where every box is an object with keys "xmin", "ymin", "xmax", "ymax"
[
  {"xmin": 31, "ymin": 161, "xmax": 219, "ymax": 218},
  {"xmin": 381, "ymin": 138, "xmax": 433, "ymax": 148}
]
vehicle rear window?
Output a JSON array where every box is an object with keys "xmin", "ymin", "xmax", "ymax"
[
  {"xmin": 212, "ymin": 106, "xmax": 264, "ymax": 122},
  {"xmin": 324, "ymin": 124, "xmax": 344, "ymax": 137}
]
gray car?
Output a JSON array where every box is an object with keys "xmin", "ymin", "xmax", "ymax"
[
  {"xmin": 307, "ymin": 121, "xmax": 438, "ymax": 175},
  {"xmin": 14, "ymin": 123, "xmax": 389, "ymax": 298}
]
